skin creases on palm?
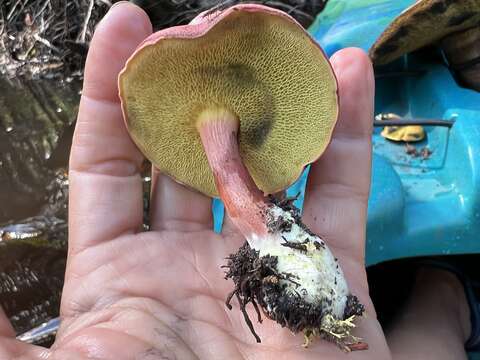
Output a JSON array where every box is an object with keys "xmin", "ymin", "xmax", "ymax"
[{"xmin": 50, "ymin": 229, "xmax": 383, "ymax": 359}]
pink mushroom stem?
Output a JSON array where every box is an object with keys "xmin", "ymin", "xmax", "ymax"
[{"xmin": 197, "ymin": 109, "xmax": 269, "ymax": 239}]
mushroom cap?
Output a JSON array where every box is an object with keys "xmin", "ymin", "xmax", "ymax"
[
  {"xmin": 119, "ymin": 4, "xmax": 338, "ymax": 197},
  {"xmin": 369, "ymin": 0, "xmax": 480, "ymax": 65}
]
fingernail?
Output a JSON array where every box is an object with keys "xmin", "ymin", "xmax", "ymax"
[
  {"xmin": 110, "ymin": 1, "xmax": 130, "ymax": 10},
  {"xmin": 97, "ymin": 1, "xmax": 129, "ymax": 28},
  {"xmin": 98, "ymin": 0, "xmax": 151, "ymax": 36}
]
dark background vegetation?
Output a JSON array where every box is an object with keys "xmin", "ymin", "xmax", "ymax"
[{"xmin": 1, "ymin": 0, "xmax": 328, "ymax": 80}]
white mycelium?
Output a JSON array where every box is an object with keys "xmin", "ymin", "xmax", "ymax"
[{"xmin": 247, "ymin": 205, "xmax": 349, "ymax": 319}]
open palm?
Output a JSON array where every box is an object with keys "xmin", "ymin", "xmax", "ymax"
[{"xmin": 0, "ymin": 3, "xmax": 391, "ymax": 360}]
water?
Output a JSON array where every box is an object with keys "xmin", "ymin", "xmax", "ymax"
[
  {"xmin": 0, "ymin": 77, "xmax": 79, "ymax": 222},
  {"xmin": 0, "ymin": 75, "xmax": 79, "ymax": 339}
]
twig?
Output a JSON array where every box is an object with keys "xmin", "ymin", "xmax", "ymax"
[
  {"xmin": 80, "ymin": 0, "xmax": 94, "ymax": 43},
  {"xmin": 31, "ymin": 0, "xmax": 50, "ymax": 25},
  {"xmin": 0, "ymin": 8, "xmax": 5, "ymax": 36},
  {"xmin": 33, "ymin": 33, "xmax": 60, "ymax": 53},
  {"xmin": 6, "ymin": 0, "xmax": 23, "ymax": 21},
  {"xmin": 373, "ymin": 119, "xmax": 455, "ymax": 128},
  {"xmin": 97, "ymin": 0, "xmax": 112, "ymax": 6},
  {"xmin": 235, "ymin": 292, "xmax": 261, "ymax": 343},
  {"xmin": 251, "ymin": 298, "xmax": 263, "ymax": 323}
]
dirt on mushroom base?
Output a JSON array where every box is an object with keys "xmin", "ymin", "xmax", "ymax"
[{"xmin": 223, "ymin": 198, "xmax": 366, "ymax": 351}]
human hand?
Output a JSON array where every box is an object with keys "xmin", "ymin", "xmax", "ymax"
[{"xmin": 0, "ymin": 3, "xmax": 391, "ymax": 359}]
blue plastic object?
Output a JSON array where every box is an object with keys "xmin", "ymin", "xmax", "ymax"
[
  {"xmin": 309, "ymin": 0, "xmax": 480, "ymax": 266},
  {"xmin": 214, "ymin": 0, "xmax": 480, "ymax": 267},
  {"xmin": 312, "ymin": 5, "xmax": 480, "ymax": 359}
]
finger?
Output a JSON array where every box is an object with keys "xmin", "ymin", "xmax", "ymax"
[
  {"xmin": 206, "ymin": 198, "xmax": 241, "ymax": 239},
  {"xmin": 303, "ymin": 48, "xmax": 374, "ymax": 260},
  {"xmin": 150, "ymin": 168, "xmax": 213, "ymax": 231},
  {"xmin": 222, "ymin": 211, "xmax": 238, "ymax": 236},
  {"xmin": 0, "ymin": 307, "xmax": 14, "ymax": 337},
  {"xmin": 69, "ymin": 3, "xmax": 152, "ymax": 254}
]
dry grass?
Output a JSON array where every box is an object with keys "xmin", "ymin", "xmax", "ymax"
[
  {"xmin": 0, "ymin": 0, "xmax": 327, "ymax": 80},
  {"xmin": 135, "ymin": 0, "xmax": 328, "ymax": 30},
  {"xmin": 0, "ymin": 0, "xmax": 111, "ymax": 79}
]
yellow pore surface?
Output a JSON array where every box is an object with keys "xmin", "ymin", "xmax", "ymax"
[{"xmin": 120, "ymin": 9, "xmax": 338, "ymax": 197}]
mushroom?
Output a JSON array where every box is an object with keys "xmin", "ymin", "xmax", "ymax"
[
  {"xmin": 369, "ymin": 0, "xmax": 480, "ymax": 91},
  {"xmin": 441, "ymin": 26, "xmax": 480, "ymax": 91},
  {"xmin": 119, "ymin": 4, "xmax": 366, "ymax": 351}
]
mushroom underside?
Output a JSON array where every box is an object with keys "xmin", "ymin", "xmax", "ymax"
[{"xmin": 120, "ymin": 7, "xmax": 338, "ymax": 197}]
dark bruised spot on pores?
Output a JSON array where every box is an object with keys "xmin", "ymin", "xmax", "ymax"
[
  {"xmin": 244, "ymin": 114, "xmax": 273, "ymax": 148},
  {"xmin": 198, "ymin": 62, "xmax": 274, "ymax": 148},
  {"xmin": 243, "ymin": 85, "xmax": 275, "ymax": 148},
  {"xmin": 224, "ymin": 63, "xmax": 256, "ymax": 85},
  {"xmin": 199, "ymin": 62, "xmax": 256, "ymax": 86}
]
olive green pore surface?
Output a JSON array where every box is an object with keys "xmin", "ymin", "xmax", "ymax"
[
  {"xmin": 120, "ymin": 10, "xmax": 337, "ymax": 197},
  {"xmin": 369, "ymin": 0, "xmax": 480, "ymax": 65}
]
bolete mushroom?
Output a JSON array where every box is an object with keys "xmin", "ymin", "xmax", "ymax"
[
  {"xmin": 369, "ymin": 0, "xmax": 480, "ymax": 91},
  {"xmin": 119, "ymin": 3, "xmax": 365, "ymax": 351}
]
